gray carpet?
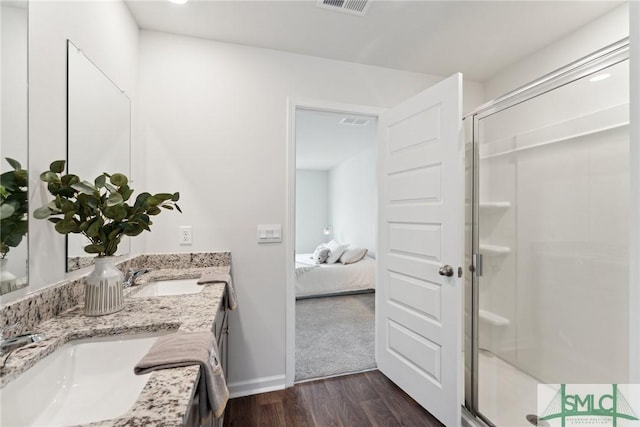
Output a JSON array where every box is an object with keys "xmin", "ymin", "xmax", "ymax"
[{"xmin": 295, "ymin": 293, "xmax": 376, "ymax": 381}]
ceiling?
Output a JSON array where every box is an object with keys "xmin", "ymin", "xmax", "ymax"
[
  {"xmin": 124, "ymin": 0, "xmax": 622, "ymax": 82},
  {"xmin": 295, "ymin": 109, "xmax": 376, "ymax": 170}
]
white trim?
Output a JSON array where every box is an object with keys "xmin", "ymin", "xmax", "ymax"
[
  {"xmin": 629, "ymin": 0, "xmax": 640, "ymax": 384},
  {"xmin": 227, "ymin": 375, "xmax": 286, "ymax": 399},
  {"xmin": 285, "ymin": 97, "xmax": 384, "ymax": 387}
]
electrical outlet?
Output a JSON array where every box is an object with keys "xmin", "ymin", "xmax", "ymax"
[{"xmin": 179, "ymin": 226, "xmax": 193, "ymax": 245}]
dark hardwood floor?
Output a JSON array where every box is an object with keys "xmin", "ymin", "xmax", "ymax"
[{"xmin": 223, "ymin": 370, "xmax": 444, "ymax": 426}]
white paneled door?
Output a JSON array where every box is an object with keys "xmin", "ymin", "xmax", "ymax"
[{"xmin": 376, "ymin": 73, "xmax": 463, "ymax": 427}]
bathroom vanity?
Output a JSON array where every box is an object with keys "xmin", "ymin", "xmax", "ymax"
[{"xmin": 0, "ymin": 252, "xmax": 232, "ymax": 427}]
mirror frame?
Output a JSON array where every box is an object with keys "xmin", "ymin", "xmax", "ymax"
[{"xmin": 0, "ymin": 0, "xmax": 29, "ymax": 296}]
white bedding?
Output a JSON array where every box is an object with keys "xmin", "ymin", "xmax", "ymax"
[{"xmin": 295, "ymin": 254, "xmax": 375, "ymax": 298}]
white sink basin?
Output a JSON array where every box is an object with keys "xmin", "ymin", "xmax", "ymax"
[
  {"xmin": 0, "ymin": 332, "xmax": 168, "ymax": 427},
  {"xmin": 132, "ymin": 278, "xmax": 204, "ymax": 297}
]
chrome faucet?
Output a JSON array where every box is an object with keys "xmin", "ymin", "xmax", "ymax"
[
  {"xmin": 1, "ymin": 324, "xmax": 46, "ymax": 355},
  {"xmin": 123, "ymin": 268, "xmax": 150, "ymax": 288}
]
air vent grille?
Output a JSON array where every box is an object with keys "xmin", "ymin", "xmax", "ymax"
[
  {"xmin": 340, "ymin": 117, "xmax": 370, "ymax": 126},
  {"xmin": 317, "ymin": 0, "xmax": 371, "ymax": 16}
]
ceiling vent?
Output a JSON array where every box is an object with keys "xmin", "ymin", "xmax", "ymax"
[
  {"xmin": 316, "ymin": 0, "xmax": 371, "ymax": 16},
  {"xmin": 340, "ymin": 117, "xmax": 370, "ymax": 126}
]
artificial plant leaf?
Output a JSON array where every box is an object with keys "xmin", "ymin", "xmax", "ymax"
[
  {"xmin": 3, "ymin": 233, "xmax": 23, "ymax": 248},
  {"xmin": 104, "ymin": 204, "xmax": 127, "ymax": 221},
  {"xmin": 94, "ymin": 174, "xmax": 106, "ymax": 188},
  {"xmin": 161, "ymin": 204, "xmax": 174, "ymax": 210},
  {"xmin": 40, "ymin": 171, "xmax": 59, "ymax": 183},
  {"xmin": 86, "ymin": 217, "xmax": 104, "ymax": 238},
  {"xmin": 33, "ymin": 206, "xmax": 53, "ymax": 219},
  {"xmin": 0, "ymin": 172, "xmax": 17, "ymax": 192},
  {"xmin": 110, "ymin": 173, "xmax": 128, "ymax": 187},
  {"xmin": 175, "ymin": 204, "xmax": 182, "ymax": 213},
  {"xmin": 145, "ymin": 195, "xmax": 160, "ymax": 207},
  {"xmin": 54, "ymin": 195, "xmax": 72, "ymax": 213},
  {"xmin": 14, "ymin": 169, "xmax": 28, "ymax": 186},
  {"xmin": 84, "ymin": 244, "xmax": 105, "ymax": 254},
  {"xmin": 47, "ymin": 200, "xmax": 62, "ymax": 213},
  {"xmin": 5, "ymin": 158, "xmax": 21, "ymax": 170},
  {"xmin": 71, "ymin": 181, "xmax": 96, "ymax": 195},
  {"xmin": 61, "ymin": 174, "xmax": 80, "ymax": 187},
  {"xmin": 77, "ymin": 193, "xmax": 99, "ymax": 211},
  {"xmin": 0, "ymin": 203, "xmax": 15, "ymax": 220},
  {"xmin": 107, "ymin": 228, "xmax": 121, "ymax": 240},
  {"xmin": 55, "ymin": 183, "xmax": 76, "ymax": 198},
  {"xmin": 13, "ymin": 220, "xmax": 28, "ymax": 235},
  {"xmin": 133, "ymin": 192, "xmax": 150, "ymax": 207},
  {"xmin": 147, "ymin": 206, "xmax": 161, "ymax": 215},
  {"xmin": 171, "ymin": 192, "xmax": 180, "ymax": 202},
  {"xmin": 154, "ymin": 193, "xmax": 173, "ymax": 202},
  {"xmin": 119, "ymin": 185, "xmax": 134, "ymax": 202},
  {"xmin": 106, "ymin": 192, "xmax": 124, "ymax": 207},
  {"xmin": 124, "ymin": 227, "xmax": 144, "ymax": 236},
  {"xmin": 50, "ymin": 160, "xmax": 66, "ymax": 173},
  {"xmin": 55, "ymin": 218, "xmax": 79, "ymax": 234}
]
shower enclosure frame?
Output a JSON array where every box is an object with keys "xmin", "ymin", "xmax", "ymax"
[{"xmin": 463, "ymin": 37, "xmax": 631, "ymax": 427}]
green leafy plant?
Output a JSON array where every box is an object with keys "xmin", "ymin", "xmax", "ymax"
[
  {"xmin": 0, "ymin": 158, "xmax": 29, "ymax": 259},
  {"xmin": 34, "ymin": 160, "xmax": 181, "ymax": 257}
]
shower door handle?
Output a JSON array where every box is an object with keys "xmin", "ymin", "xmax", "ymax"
[{"xmin": 439, "ymin": 265, "xmax": 454, "ymax": 277}]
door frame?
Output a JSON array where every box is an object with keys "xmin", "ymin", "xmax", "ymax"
[{"xmin": 285, "ymin": 97, "xmax": 384, "ymax": 387}]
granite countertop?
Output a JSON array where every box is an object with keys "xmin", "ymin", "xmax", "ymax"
[{"xmin": 0, "ymin": 267, "xmax": 228, "ymax": 427}]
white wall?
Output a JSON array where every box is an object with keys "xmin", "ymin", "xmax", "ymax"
[
  {"xmin": 328, "ymin": 145, "xmax": 376, "ymax": 255},
  {"xmin": 27, "ymin": 1, "xmax": 139, "ymax": 293},
  {"xmin": 295, "ymin": 170, "xmax": 329, "ymax": 254},
  {"xmin": 1, "ymin": 4, "xmax": 28, "ymax": 280},
  {"xmin": 138, "ymin": 30, "xmax": 484, "ymax": 394},
  {"xmin": 483, "ymin": 3, "xmax": 629, "ymax": 100}
]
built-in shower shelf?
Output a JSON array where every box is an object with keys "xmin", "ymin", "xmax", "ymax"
[
  {"xmin": 479, "ymin": 309, "xmax": 510, "ymax": 327},
  {"xmin": 479, "ymin": 201, "xmax": 511, "ymax": 210},
  {"xmin": 480, "ymin": 244, "xmax": 511, "ymax": 255}
]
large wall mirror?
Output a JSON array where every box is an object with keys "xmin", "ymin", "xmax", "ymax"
[
  {"xmin": 66, "ymin": 40, "xmax": 131, "ymax": 271},
  {"xmin": 0, "ymin": 0, "xmax": 29, "ymax": 296}
]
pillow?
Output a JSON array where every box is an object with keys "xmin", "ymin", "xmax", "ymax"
[
  {"xmin": 325, "ymin": 240, "xmax": 349, "ymax": 264},
  {"xmin": 312, "ymin": 244, "xmax": 330, "ymax": 264},
  {"xmin": 340, "ymin": 247, "xmax": 368, "ymax": 264}
]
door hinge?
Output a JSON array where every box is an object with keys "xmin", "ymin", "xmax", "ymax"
[
  {"xmin": 472, "ymin": 253, "xmax": 483, "ymax": 277},
  {"xmin": 458, "ymin": 267, "xmax": 463, "ymax": 278}
]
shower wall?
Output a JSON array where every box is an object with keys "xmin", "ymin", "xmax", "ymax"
[{"xmin": 478, "ymin": 59, "xmax": 630, "ymax": 384}]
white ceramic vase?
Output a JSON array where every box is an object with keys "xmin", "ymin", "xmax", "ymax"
[
  {"xmin": 0, "ymin": 258, "xmax": 18, "ymax": 294},
  {"xmin": 84, "ymin": 256, "xmax": 124, "ymax": 316}
]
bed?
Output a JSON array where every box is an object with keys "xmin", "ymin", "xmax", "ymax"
[{"xmin": 295, "ymin": 253, "xmax": 375, "ymax": 298}]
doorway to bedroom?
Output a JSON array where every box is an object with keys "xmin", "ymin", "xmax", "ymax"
[{"xmin": 292, "ymin": 105, "xmax": 379, "ymax": 383}]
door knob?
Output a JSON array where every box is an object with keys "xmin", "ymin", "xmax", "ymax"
[{"xmin": 439, "ymin": 265, "xmax": 454, "ymax": 277}]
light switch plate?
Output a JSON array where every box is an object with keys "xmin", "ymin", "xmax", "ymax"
[{"xmin": 257, "ymin": 224, "xmax": 282, "ymax": 243}]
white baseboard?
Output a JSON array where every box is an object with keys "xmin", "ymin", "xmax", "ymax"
[{"xmin": 228, "ymin": 374, "xmax": 286, "ymax": 398}]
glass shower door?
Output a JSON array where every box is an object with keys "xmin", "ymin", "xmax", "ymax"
[{"xmin": 473, "ymin": 57, "xmax": 630, "ymax": 426}]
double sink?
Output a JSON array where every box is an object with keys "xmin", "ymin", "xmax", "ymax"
[{"xmin": 1, "ymin": 277, "xmax": 206, "ymax": 426}]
